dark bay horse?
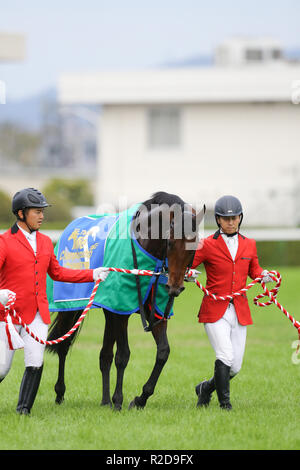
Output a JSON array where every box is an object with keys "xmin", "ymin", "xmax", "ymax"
[{"xmin": 46, "ymin": 192, "xmax": 205, "ymax": 410}]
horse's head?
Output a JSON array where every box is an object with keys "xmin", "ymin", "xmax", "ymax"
[
  {"xmin": 133, "ymin": 192, "xmax": 205, "ymax": 298},
  {"xmin": 165, "ymin": 204, "xmax": 205, "ymax": 297}
]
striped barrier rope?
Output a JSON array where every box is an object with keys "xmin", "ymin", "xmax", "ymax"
[
  {"xmin": 190, "ymin": 269, "xmax": 300, "ymax": 351},
  {"xmin": 4, "ymin": 267, "xmax": 168, "ymax": 350},
  {"xmin": 4, "ymin": 268, "xmax": 300, "ymax": 352}
]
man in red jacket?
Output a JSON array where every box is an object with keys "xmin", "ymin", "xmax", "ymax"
[
  {"xmin": 192, "ymin": 195, "xmax": 271, "ymax": 410},
  {"xmin": 0, "ymin": 188, "xmax": 108, "ymax": 415}
]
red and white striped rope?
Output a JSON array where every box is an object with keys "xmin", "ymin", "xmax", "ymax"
[
  {"xmin": 4, "ymin": 268, "xmax": 300, "ymax": 350},
  {"xmin": 193, "ymin": 270, "xmax": 300, "ymax": 349},
  {"xmin": 4, "ymin": 267, "xmax": 165, "ymax": 347}
]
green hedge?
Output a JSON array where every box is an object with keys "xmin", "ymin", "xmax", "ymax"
[
  {"xmin": 257, "ymin": 241, "xmax": 300, "ymax": 267},
  {"xmin": 0, "ymin": 190, "xmax": 15, "ymax": 225}
]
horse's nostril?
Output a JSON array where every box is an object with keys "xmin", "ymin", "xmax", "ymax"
[{"xmin": 165, "ymin": 285, "xmax": 185, "ymax": 297}]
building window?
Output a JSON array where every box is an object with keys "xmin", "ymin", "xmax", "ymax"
[
  {"xmin": 147, "ymin": 106, "xmax": 181, "ymax": 148},
  {"xmin": 245, "ymin": 48, "xmax": 263, "ymax": 61},
  {"xmin": 271, "ymin": 49, "xmax": 282, "ymax": 60}
]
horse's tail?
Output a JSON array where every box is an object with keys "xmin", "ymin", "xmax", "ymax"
[{"xmin": 46, "ymin": 310, "xmax": 84, "ymax": 355}]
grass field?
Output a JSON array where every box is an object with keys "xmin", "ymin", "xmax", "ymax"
[{"xmin": 1, "ymin": 267, "xmax": 300, "ymax": 451}]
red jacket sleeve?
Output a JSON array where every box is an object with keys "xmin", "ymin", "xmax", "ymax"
[
  {"xmin": 191, "ymin": 239, "xmax": 206, "ymax": 268},
  {"xmin": 47, "ymin": 243, "xmax": 94, "ymax": 283},
  {"xmin": 0, "ymin": 237, "xmax": 6, "ymax": 271},
  {"xmin": 249, "ymin": 240, "xmax": 263, "ymax": 280}
]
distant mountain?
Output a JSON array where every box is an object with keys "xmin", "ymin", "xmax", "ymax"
[
  {"xmin": 162, "ymin": 48, "xmax": 300, "ymax": 67},
  {"xmin": 162, "ymin": 54, "xmax": 213, "ymax": 68},
  {"xmin": 285, "ymin": 48, "xmax": 300, "ymax": 61},
  {"xmin": 0, "ymin": 88, "xmax": 57, "ymax": 131}
]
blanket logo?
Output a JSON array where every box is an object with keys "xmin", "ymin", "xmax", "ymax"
[
  {"xmin": 52, "ymin": 214, "xmax": 119, "ymax": 303},
  {"xmin": 60, "ymin": 226, "xmax": 100, "ymax": 269}
]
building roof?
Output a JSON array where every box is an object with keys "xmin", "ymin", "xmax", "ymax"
[{"xmin": 58, "ymin": 64, "xmax": 300, "ymax": 105}]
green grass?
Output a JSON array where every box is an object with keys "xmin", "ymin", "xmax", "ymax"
[{"xmin": 1, "ymin": 267, "xmax": 300, "ymax": 450}]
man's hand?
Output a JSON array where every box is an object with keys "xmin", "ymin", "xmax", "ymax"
[
  {"xmin": 261, "ymin": 270, "xmax": 273, "ymax": 284},
  {"xmin": 93, "ymin": 267, "xmax": 110, "ymax": 282},
  {"xmin": 0, "ymin": 289, "xmax": 16, "ymax": 307},
  {"xmin": 185, "ymin": 269, "xmax": 201, "ymax": 282}
]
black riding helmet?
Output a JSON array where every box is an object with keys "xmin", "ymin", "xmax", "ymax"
[
  {"xmin": 214, "ymin": 195, "xmax": 243, "ymax": 228},
  {"xmin": 12, "ymin": 188, "xmax": 50, "ymax": 215}
]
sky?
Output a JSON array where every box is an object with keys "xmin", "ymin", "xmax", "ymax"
[{"xmin": 0, "ymin": 0, "xmax": 299, "ymax": 100}]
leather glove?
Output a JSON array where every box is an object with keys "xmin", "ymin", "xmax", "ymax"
[
  {"xmin": 0, "ymin": 289, "xmax": 16, "ymax": 307},
  {"xmin": 93, "ymin": 267, "xmax": 110, "ymax": 282},
  {"xmin": 185, "ymin": 269, "xmax": 201, "ymax": 282},
  {"xmin": 261, "ymin": 270, "xmax": 273, "ymax": 283}
]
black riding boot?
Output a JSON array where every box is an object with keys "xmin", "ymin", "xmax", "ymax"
[
  {"xmin": 16, "ymin": 365, "xmax": 43, "ymax": 415},
  {"xmin": 195, "ymin": 377, "xmax": 215, "ymax": 407},
  {"xmin": 214, "ymin": 359, "xmax": 232, "ymax": 410}
]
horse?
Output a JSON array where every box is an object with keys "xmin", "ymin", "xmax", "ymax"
[{"xmin": 46, "ymin": 191, "xmax": 205, "ymax": 410}]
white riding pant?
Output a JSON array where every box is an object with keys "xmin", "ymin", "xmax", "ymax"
[
  {"xmin": 204, "ymin": 303, "xmax": 247, "ymax": 377},
  {"xmin": 0, "ymin": 312, "xmax": 48, "ymax": 379}
]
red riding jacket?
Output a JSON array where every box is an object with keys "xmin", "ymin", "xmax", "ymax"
[
  {"xmin": 0, "ymin": 224, "xmax": 94, "ymax": 325},
  {"xmin": 191, "ymin": 230, "xmax": 263, "ymax": 326}
]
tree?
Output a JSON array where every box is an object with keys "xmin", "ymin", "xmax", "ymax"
[
  {"xmin": 42, "ymin": 178, "xmax": 94, "ymax": 224},
  {"xmin": 0, "ymin": 189, "xmax": 15, "ymax": 225},
  {"xmin": 42, "ymin": 178, "xmax": 93, "ymax": 206}
]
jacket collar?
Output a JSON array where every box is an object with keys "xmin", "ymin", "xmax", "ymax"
[
  {"xmin": 213, "ymin": 229, "xmax": 245, "ymax": 240},
  {"xmin": 213, "ymin": 229, "xmax": 246, "ymax": 261},
  {"xmin": 11, "ymin": 223, "xmax": 42, "ymax": 256},
  {"xmin": 11, "ymin": 222, "xmax": 19, "ymax": 234}
]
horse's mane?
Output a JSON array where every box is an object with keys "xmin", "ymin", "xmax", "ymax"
[{"xmin": 142, "ymin": 191, "xmax": 186, "ymax": 211}]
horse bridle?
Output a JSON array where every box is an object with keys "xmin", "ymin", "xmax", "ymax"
[{"xmin": 131, "ymin": 208, "xmax": 196, "ymax": 332}]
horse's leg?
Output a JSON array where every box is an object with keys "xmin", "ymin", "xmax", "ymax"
[
  {"xmin": 54, "ymin": 340, "xmax": 70, "ymax": 404},
  {"xmin": 47, "ymin": 310, "xmax": 83, "ymax": 405},
  {"xmin": 112, "ymin": 314, "xmax": 130, "ymax": 411},
  {"xmin": 129, "ymin": 319, "xmax": 170, "ymax": 409},
  {"xmin": 99, "ymin": 309, "xmax": 116, "ymax": 407}
]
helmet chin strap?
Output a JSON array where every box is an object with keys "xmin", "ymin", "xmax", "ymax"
[{"xmin": 19, "ymin": 210, "xmax": 37, "ymax": 234}]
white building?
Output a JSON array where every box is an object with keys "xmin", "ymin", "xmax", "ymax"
[
  {"xmin": 58, "ymin": 38, "xmax": 300, "ymax": 226},
  {"xmin": 215, "ymin": 36, "xmax": 283, "ymax": 66}
]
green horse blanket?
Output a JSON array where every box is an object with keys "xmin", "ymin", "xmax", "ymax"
[{"xmin": 47, "ymin": 204, "xmax": 172, "ymax": 316}]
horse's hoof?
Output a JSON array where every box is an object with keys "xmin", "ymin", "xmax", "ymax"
[
  {"xmin": 55, "ymin": 396, "xmax": 64, "ymax": 405},
  {"xmin": 101, "ymin": 400, "xmax": 112, "ymax": 408},
  {"xmin": 114, "ymin": 404, "xmax": 122, "ymax": 412},
  {"xmin": 128, "ymin": 399, "xmax": 136, "ymax": 410},
  {"xmin": 128, "ymin": 397, "xmax": 144, "ymax": 410}
]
